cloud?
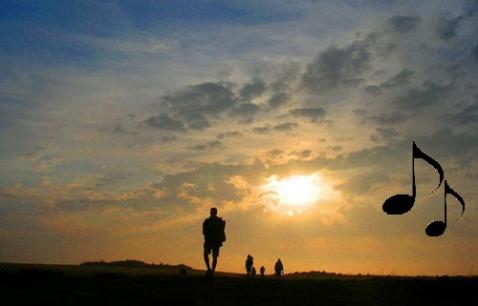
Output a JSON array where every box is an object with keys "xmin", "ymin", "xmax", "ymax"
[
  {"xmin": 180, "ymin": 112, "xmax": 210, "ymax": 130},
  {"xmin": 473, "ymin": 42, "xmax": 478, "ymax": 63},
  {"xmin": 336, "ymin": 171, "xmax": 390, "ymax": 196},
  {"xmin": 267, "ymin": 92, "xmax": 290, "ymax": 108},
  {"xmin": 289, "ymin": 107, "xmax": 326, "ymax": 122},
  {"xmin": 239, "ymin": 78, "xmax": 267, "ymax": 101},
  {"xmin": 328, "ymin": 145, "xmax": 343, "ymax": 152},
  {"xmin": 160, "ymin": 136, "xmax": 178, "ymax": 143},
  {"xmin": 217, "ymin": 131, "xmax": 243, "ymax": 139},
  {"xmin": 16, "ymin": 146, "xmax": 67, "ymax": 172},
  {"xmin": 189, "ymin": 140, "xmax": 223, "ymax": 151},
  {"xmin": 17, "ymin": 146, "xmax": 46, "ymax": 161},
  {"xmin": 380, "ymin": 69, "xmax": 414, "ymax": 89},
  {"xmin": 393, "ymin": 81, "xmax": 453, "ymax": 110},
  {"xmin": 251, "ymin": 126, "xmax": 270, "ymax": 134},
  {"xmin": 363, "ymin": 85, "xmax": 382, "ymax": 96},
  {"xmin": 265, "ymin": 149, "xmax": 285, "ymax": 158},
  {"xmin": 143, "ymin": 114, "xmax": 186, "ymax": 132},
  {"xmin": 387, "ymin": 16, "xmax": 421, "ymax": 33},
  {"xmin": 230, "ymin": 102, "xmax": 261, "ymax": 118},
  {"xmin": 370, "ymin": 127, "xmax": 400, "ymax": 143},
  {"xmin": 288, "ymin": 149, "xmax": 312, "ymax": 159},
  {"xmin": 301, "ymin": 37, "xmax": 372, "ymax": 92},
  {"xmin": 358, "ymin": 111, "xmax": 407, "ymax": 126},
  {"xmin": 436, "ymin": 16, "xmax": 464, "ymax": 40},
  {"xmin": 452, "ymin": 100, "xmax": 478, "ymax": 126},
  {"xmin": 273, "ymin": 122, "xmax": 298, "ymax": 132},
  {"xmin": 162, "ymin": 81, "xmax": 237, "ymax": 129}
]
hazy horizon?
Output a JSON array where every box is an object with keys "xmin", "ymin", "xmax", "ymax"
[{"xmin": 1, "ymin": 1, "xmax": 478, "ymax": 276}]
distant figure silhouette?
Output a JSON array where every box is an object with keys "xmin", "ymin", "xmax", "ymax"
[
  {"xmin": 245, "ymin": 254, "xmax": 254, "ymax": 275},
  {"xmin": 260, "ymin": 265, "xmax": 265, "ymax": 277},
  {"xmin": 203, "ymin": 207, "xmax": 226, "ymax": 276},
  {"xmin": 252, "ymin": 266, "xmax": 256, "ymax": 276},
  {"xmin": 274, "ymin": 259, "xmax": 284, "ymax": 277}
]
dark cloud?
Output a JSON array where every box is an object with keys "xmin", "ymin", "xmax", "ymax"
[
  {"xmin": 273, "ymin": 122, "xmax": 298, "ymax": 132},
  {"xmin": 238, "ymin": 117, "xmax": 255, "ymax": 125},
  {"xmin": 230, "ymin": 102, "xmax": 261, "ymax": 118},
  {"xmin": 289, "ymin": 107, "xmax": 326, "ymax": 122},
  {"xmin": 265, "ymin": 149, "xmax": 284, "ymax": 158},
  {"xmin": 239, "ymin": 78, "xmax": 267, "ymax": 101},
  {"xmin": 452, "ymin": 100, "xmax": 478, "ymax": 125},
  {"xmin": 162, "ymin": 81, "xmax": 237, "ymax": 129},
  {"xmin": 161, "ymin": 136, "xmax": 177, "ymax": 143},
  {"xmin": 393, "ymin": 81, "xmax": 453, "ymax": 110},
  {"xmin": 164, "ymin": 82, "xmax": 236, "ymax": 115},
  {"xmin": 17, "ymin": 146, "xmax": 46, "ymax": 161},
  {"xmin": 113, "ymin": 123, "xmax": 128, "ymax": 134},
  {"xmin": 364, "ymin": 85, "xmax": 382, "ymax": 95},
  {"xmin": 387, "ymin": 16, "xmax": 421, "ymax": 33},
  {"xmin": 267, "ymin": 92, "xmax": 290, "ymax": 108},
  {"xmin": 252, "ymin": 126, "xmax": 270, "ymax": 134},
  {"xmin": 473, "ymin": 42, "xmax": 478, "ymax": 62},
  {"xmin": 366, "ymin": 112, "xmax": 407, "ymax": 126},
  {"xmin": 370, "ymin": 127, "xmax": 399, "ymax": 143},
  {"xmin": 143, "ymin": 114, "xmax": 186, "ymax": 132},
  {"xmin": 302, "ymin": 38, "xmax": 372, "ymax": 92},
  {"xmin": 288, "ymin": 149, "xmax": 312, "ymax": 159},
  {"xmin": 380, "ymin": 69, "xmax": 414, "ymax": 89},
  {"xmin": 217, "ymin": 131, "xmax": 243, "ymax": 139},
  {"xmin": 328, "ymin": 145, "xmax": 343, "ymax": 152},
  {"xmin": 189, "ymin": 140, "xmax": 223, "ymax": 151},
  {"xmin": 437, "ymin": 16, "xmax": 463, "ymax": 40},
  {"xmin": 181, "ymin": 112, "xmax": 210, "ymax": 130}
]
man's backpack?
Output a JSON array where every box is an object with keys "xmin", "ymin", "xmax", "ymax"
[{"xmin": 220, "ymin": 219, "xmax": 226, "ymax": 243}]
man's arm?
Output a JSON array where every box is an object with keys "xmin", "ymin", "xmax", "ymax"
[{"xmin": 202, "ymin": 219, "xmax": 207, "ymax": 236}]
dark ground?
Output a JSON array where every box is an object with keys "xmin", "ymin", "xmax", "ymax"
[{"xmin": 1, "ymin": 263, "xmax": 477, "ymax": 306}]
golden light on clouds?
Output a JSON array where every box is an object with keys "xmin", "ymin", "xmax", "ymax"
[{"xmin": 261, "ymin": 173, "xmax": 335, "ymax": 215}]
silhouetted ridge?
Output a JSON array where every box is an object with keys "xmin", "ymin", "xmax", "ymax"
[{"xmin": 80, "ymin": 259, "xmax": 193, "ymax": 270}]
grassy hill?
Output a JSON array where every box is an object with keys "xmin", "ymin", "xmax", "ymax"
[{"xmin": 1, "ymin": 261, "xmax": 477, "ymax": 306}]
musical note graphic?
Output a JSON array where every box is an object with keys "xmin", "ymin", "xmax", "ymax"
[
  {"xmin": 425, "ymin": 180, "xmax": 465, "ymax": 237},
  {"xmin": 382, "ymin": 141, "xmax": 466, "ymax": 237},
  {"xmin": 383, "ymin": 141, "xmax": 444, "ymax": 215}
]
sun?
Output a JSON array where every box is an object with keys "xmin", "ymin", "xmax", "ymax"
[
  {"xmin": 261, "ymin": 173, "xmax": 331, "ymax": 213},
  {"xmin": 269, "ymin": 175, "xmax": 320, "ymax": 206}
]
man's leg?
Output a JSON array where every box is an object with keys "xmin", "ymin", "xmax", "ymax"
[
  {"xmin": 211, "ymin": 247, "xmax": 219, "ymax": 273},
  {"xmin": 211, "ymin": 255, "xmax": 217, "ymax": 272},
  {"xmin": 204, "ymin": 247, "xmax": 211, "ymax": 272}
]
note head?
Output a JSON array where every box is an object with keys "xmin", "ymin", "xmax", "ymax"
[
  {"xmin": 425, "ymin": 221, "xmax": 446, "ymax": 237},
  {"xmin": 382, "ymin": 194, "xmax": 415, "ymax": 215}
]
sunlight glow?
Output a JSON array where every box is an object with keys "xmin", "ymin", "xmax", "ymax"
[{"xmin": 261, "ymin": 173, "xmax": 333, "ymax": 215}]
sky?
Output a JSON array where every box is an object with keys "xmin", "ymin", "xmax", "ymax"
[{"xmin": 1, "ymin": 0, "xmax": 478, "ymax": 276}]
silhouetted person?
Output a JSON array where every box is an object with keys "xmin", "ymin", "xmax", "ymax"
[
  {"xmin": 245, "ymin": 254, "xmax": 254, "ymax": 275},
  {"xmin": 252, "ymin": 266, "xmax": 256, "ymax": 276},
  {"xmin": 274, "ymin": 258, "xmax": 284, "ymax": 277},
  {"xmin": 260, "ymin": 265, "xmax": 265, "ymax": 277},
  {"xmin": 203, "ymin": 207, "xmax": 226, "ymax": 276}
]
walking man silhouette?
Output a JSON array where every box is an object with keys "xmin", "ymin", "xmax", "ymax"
[
  {"xmin": 260, "ymin": 265, "xmax": 265, "ymax": 277},
  {"xmin": 274, "ymin": 258, "xmax": 284, "ymax": 277},
  {"xmin": 203, "ymin": 207, "xmax": 226, "ymax": 276},
  {"xmin": 245, "ymin": 254, "xmax": 254, "ymax": 275}
]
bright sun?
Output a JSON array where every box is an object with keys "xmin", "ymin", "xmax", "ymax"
[{"xmin": 262, "ymin": 173, "xmax": 330, "ymax": 213}]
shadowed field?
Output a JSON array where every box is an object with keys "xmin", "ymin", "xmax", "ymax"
[{"xmin": 1, "ymin": 263, "xmax": 477, "ymax": 306}]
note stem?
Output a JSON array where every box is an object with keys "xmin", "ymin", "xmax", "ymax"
[
  {"xmin": 443, "ymin": 182, "xmax": 447, "ymax": 225},
  {"xmin": 412, "ymin": 144, "xmax": 416, "ymax": 199}
]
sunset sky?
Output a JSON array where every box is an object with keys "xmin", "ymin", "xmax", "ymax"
[{"xmin": 1, "ymin": 0, "xmax": 478, "ymax": 275}]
